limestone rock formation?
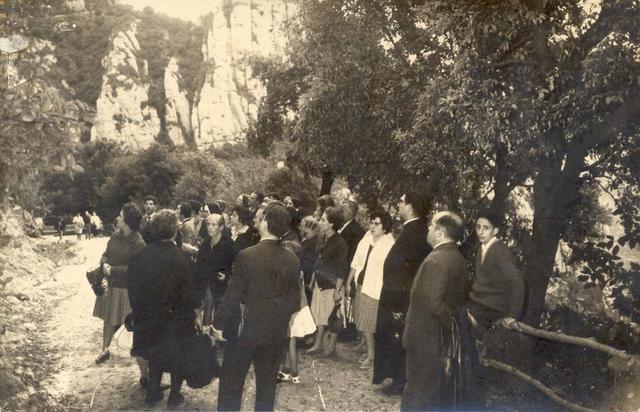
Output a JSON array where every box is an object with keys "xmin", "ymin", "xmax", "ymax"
[
  {"xmin": 164, "ymin": 57, "xmax": 192, "ymax": 146},
  {"xmin": 90, "ymin": 22, "xmax": 160, "ymax": 151},
  {"xmin": 191, "ymin": 0, "xmax": 295, "ymax": 148}
]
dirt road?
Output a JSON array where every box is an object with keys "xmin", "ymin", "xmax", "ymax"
[{"xmin": 43, "ymin": 237, "xmax": 401, "ymax": 411}]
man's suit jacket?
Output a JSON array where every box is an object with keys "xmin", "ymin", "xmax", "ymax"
[
  {"xmin": 213, "ymin": 239, "xmax": 300, "ymax": 346},
  {"xmin": 380, "ymin": 218, "xmax": 431, "ymax": 313},
  {"xmin": 340, "ymin": 219, "xmax": 365, "ymax": 264},
  {"xmin": 468, "ymin": 239, "xmax": 525, "ymax": 325},
  {"xmin": 128, "ymin": 240, "xmax": 200, "ymax": 356},
  {"xmin": 403, "ymin": 242, "xmax": 467, "ymax": 354}
]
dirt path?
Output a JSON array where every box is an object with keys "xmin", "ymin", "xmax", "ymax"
[{"xmin": 43, "ymin": 237, "xmax": 401, "ymax": 411}]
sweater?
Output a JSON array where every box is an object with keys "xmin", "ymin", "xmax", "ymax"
[{"xmin": 101, "ymin": 230, "xmax": 146, "ymax": 289}]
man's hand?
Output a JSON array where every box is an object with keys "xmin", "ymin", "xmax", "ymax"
[
  {"xmin": 392, "ymin": 312, "xmax": 403, "ymax": 321},
  {"xmin": 345, "ymin": 285, "xmax": 351, "ymax": 298},
  {"xmin": 211, "ymin": 326, "xmax": 226, "ymax": 342},
  {"xmin": 102, "ymin": 263, "xmax": 111, "ymax": 277},
  {"xmin": 333, "ymin": 288, "xmax": 343, "ymax": 303},
  {"xmin": 216, "ymin": 271, "xmax": 226, "ymax": 281},
  {"xmin": 495, "ymin": 317, "xmax": 516, "ymax": 328}
]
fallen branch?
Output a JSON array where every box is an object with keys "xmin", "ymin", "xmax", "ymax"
[
  {"xmin": 501, "ymin": 318, "xmax": 640, "ymax": 374},
  {"xmin": 483, "ymin": 358, "xmax": 597, "ymax": 412},
  {"xmin": 503, "ymin": 319, "xmax": 628, "ymax": 358}
]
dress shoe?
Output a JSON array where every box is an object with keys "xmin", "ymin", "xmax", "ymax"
[
  {"xmin": 381, "ymin": 382, "xmax": 404, "ymax": 396},
  {"xmin": 167, "ymin": 392, "xmax": 185, "ymax": 409},
  {"xmin": 144, "ymin": 391, "xmax": 163, "ymax": 407}
]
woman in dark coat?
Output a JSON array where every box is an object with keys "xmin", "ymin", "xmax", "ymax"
[
  {"xmin": 128, "ymin": 209, "xmax": 201, "ymax": 407},
  {"xmin": 93, "ymin": 203, "xmax": 145, "ymax": 364},
  {"xmin": 307, "ymin": 207, "xmax": 349, "ymax": 356}
]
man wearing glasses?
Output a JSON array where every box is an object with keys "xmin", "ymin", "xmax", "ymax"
[{"xmin": 373, "ymin": 190, "xmax": 432, "ymax": 395}]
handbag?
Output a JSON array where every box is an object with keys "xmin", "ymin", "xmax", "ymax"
[
  {"xmin": 328, "ymin": 301, "xmax": 346, "ymax": 334},
  {"xmin": 115, "ymin": 324, "xmax": 133, "ymax": 349},
  {"xmin": 179, "ymin": 334, "xmax": 220, "ymax": 389},
  {"xmin": 86, "ymin": 267, "xmax": 105, "ymax": 296}
]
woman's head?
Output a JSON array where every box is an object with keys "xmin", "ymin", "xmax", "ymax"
[
  {"xmin": 368, "ymin": 208, "xmax": 392, "ymax": 238},
  {"xmin": 231, "ymin": 205, "xmax": 253, "ymax": 227},
  {"xmin": 119, "ymin": 202, "xmax": 143, "ymax": 231},
  {"xmin": 320, "ymin": 206, "xmax": 344, "ymax": 235},
  {"xmin": 150, "ymin": 209, "xmax": 181, "ymax": 240}
]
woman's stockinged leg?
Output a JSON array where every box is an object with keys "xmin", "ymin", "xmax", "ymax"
[
  {"xmin": 307, "ymin": 326, "xmax": 325, "ymax": 353},
  {"xmin": 102, "ymin": 322, "xmax": 118, "ymax": 350},
  {"xmin": 289, "ymin": 337, "xmax": 298, "ymax": 375}
]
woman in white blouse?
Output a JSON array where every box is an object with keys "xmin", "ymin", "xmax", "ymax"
[{"xmin": 345, "ymin": 208, "xmax": 395, "ymax": 368}]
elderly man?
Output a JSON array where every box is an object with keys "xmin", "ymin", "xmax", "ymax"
[
  {"xmin": 212, "ymin": 202, "xmax": 300, "ymax": 411},
  {"xmin": 401, "ymin": 211, "xmax": 467, "ymax": 411}
]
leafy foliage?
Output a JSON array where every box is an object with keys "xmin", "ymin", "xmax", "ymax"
[{"xmin": 250, "ymin": 0, "xmax": 640, "ymax": 325}]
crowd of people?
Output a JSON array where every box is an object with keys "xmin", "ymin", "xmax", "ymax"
[{"xmin": 89, "ymin": 188, "xmax": 526, "ymax": 411}]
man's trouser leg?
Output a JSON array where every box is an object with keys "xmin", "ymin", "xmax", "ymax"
[
  {"xmin": 218, "ymin": 342, "xmax": 254, "ymax": 411},
  {"xmin": 401, "ymin": 347, "xmax": 441, "ymax": 411},
  {"xmin": 253, "ymin": 343, "xmax": 284, "ymax": 411}
]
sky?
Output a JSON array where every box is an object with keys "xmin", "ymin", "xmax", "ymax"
[{"xmin": 117, "ymin": 0, "xmax": 213, "ymax": 23}]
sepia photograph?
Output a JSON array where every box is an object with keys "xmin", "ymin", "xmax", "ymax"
[{"xmin": 1, "ymin": 0, "xmax": 639, "ymax": 410}]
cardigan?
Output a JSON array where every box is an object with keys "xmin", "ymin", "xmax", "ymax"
[{"xmin": 101, "ymin": 230, "xmax": 146, "ymax": 289}]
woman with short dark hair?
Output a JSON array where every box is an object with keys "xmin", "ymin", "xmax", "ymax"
[
  {"xmin": 307, "ymin": 206, "xmax": 349, "ymax": 356},
  {"xmin": 346, "ymin": 209, "xmax": 395, "ymax": 368},
  {"xmin": 93, "ymin": 202, "xmax": 145, "ymax": 365}
]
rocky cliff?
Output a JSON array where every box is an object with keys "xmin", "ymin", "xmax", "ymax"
[
  {"xmin": 90, "ymin": 21, "xmax": 161, "ymax": 151},
  {"xmin": 191, "ymin": 0, "xmax": 295, "ymax": 148},
  {"xmin": 164, "ymin": 57, "xmax": 192, "ymax": 146}
]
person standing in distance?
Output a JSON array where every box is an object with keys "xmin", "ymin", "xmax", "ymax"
[
  {"xmin": 401, "ymin": 211, "xmax": 467, "ymax": 411},
  {"xmin": 212, "ymin": 202, "xmax": 301, "ymax": 412},
  {"xmin": 139, "ymin": 195, "xmax": 158, "ymax": 244}
]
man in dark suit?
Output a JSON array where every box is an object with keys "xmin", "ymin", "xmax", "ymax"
[
  {"xmin": 128, "ymin": 209, "xmax": 200, "ymax": 408},
  {"xmin": 212, "ymin": 202, "xmax": 301, "ymax": 412},
  {"xmin": 338, "ymin": 199, "xmax": 365, "ymax": 263},
  {"xmin": 139, "ymin": 195, "xmax": 158, "ymax": 244},
  {"xmin": 373, "ymin": 191, "xmax": 432, "ymax": 394},
  {"xmin": 337, "ymin": 199, "xmax": 365, "ymax": 342},
  {"xmin": 468, "ymin": 207, "xmax": 526, "ymax": 401},
  {"xmin": 401, "ymin": 211, "xmax": 467, "ymax": 411}
]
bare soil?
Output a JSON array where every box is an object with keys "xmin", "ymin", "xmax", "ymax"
[{"xmin": 42, "ymin": 237, "xmax": 401, "ymax": 411}]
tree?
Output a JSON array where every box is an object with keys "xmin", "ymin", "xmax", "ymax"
[{"xmin": 250, "ymin": 0, "xmax": 640, "ymax": 327}]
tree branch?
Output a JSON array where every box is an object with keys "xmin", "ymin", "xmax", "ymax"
[
  {"xmin": 502, "ymin": 319, "xmax": 638, "ymax": 364},
  {"xmin": 483, "ymin": 358, "xmax": 597, "ymax": 412}
]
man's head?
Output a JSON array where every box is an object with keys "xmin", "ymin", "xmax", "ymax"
[
  {"xmin": 178, "ymin": 201, "xmax": 192, "ymax": 220},
  {"xmin": 427, "ymin": 211, "xmax": 464, "ymax": 247},
  {"xmin": 398, "ymin": 190, "xmax": 432, "ymax": 222},
  {"xmin": 340, "ymin": 199, "xmax": 358, "ymax": 222},
  {"xmin": 143, "ymin": 195, "xmax": 158, "ymax": 215},
  {"xmin": 150, "ymin": 209, "xmax": 180, "ymax": 240},
  {"xmin": 205, "ymin": 213, "xmax": 225, "ymax": 239},
  {"xmin": 249, "ymin": 191, "xmax": 265, "ymax": 208},
  {"xmin": 260, "ymin": 202, "xmax": 291, "ymax": 238},
  {"xmin": 475, "ymin": 207, "xmax": 502, "ymax": 245}
]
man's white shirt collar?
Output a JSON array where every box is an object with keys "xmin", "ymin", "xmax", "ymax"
[
  {"xmin": 338, "ymin": 219, "xmax": 354, "ymax": 234},
  {"xmin": 403, "ymin": 217, "xmax": 419, "ymax": 226},
  {"xmin": 481, "ymin": 237, "xmax": 499, "ymax": 263}
]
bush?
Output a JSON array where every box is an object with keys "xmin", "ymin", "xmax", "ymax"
[{"xmin": 264, "ymin": 168, "xmax": 318, "ymax": 209}]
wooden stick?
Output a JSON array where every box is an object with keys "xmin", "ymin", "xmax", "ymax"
[
  {"xmin": 501, "ymin": 318, "xmax": 632, "ymax": 360},
  {"xmin": 483, "ymin": 358, "xmax": 597, "ymax": 412}
]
